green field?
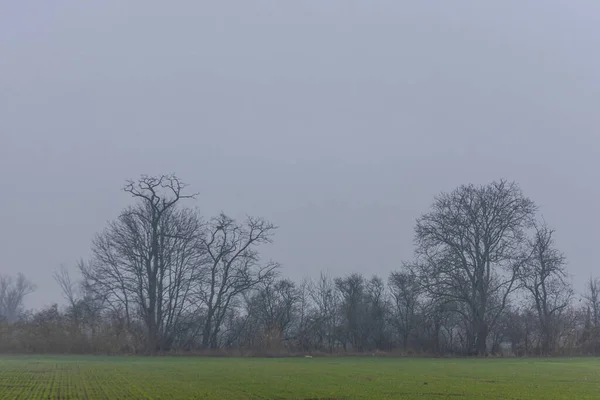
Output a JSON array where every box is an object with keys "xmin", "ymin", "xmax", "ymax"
[{"xmin": 0, "ymin": 356, "xmax": 598, "ymax": 399}]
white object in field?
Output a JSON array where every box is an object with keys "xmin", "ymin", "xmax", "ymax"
[{"xmin": 304, "ymin": 355, "xmax": 313, "ymax": 358}]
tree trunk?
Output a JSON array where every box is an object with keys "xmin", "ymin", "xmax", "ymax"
[
  {"xmin": 202, "ymin": 305, "xmax": 218, "ymax": 349},
  {"xmin": 540, "ymin": 323, "xmax": 553, "ymax": 355},
  {"xmin": 146, "ymin": 281, "xmax": 158, "ymax": 355},
  {"xmin": 475, "ymin": 323, "xmax": 488, "ymax": 356},
  {"xmin": 210, "ymin": 326, "xmax": 220, "ymax": 349},
  {"xmin": 146, "ymin": 313, "xmax": 157, "ymax": 355},
  {"xmin": 202, "ymin": 317, "xmax": 212, "ymax": 348}
]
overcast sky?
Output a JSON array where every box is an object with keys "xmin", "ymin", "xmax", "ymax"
[{"xmin": 2, "ymin": 1, "xmax": 599, "ymax": 309}]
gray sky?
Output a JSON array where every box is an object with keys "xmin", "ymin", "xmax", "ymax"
[{"xmin": 2, "ymin": 1, "xmax": 599, "ymax": 309}]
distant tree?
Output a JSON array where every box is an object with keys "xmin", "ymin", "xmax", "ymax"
[
  {"xmin": 413, "ymin": 180, "xmax": 536, "ymax": 355},
  {"xmin": 0, "ymin": 273, "xmax": 36, "ymax": 322},
  {"xmin": 307, "ymin": 273, "xmax": 340, "ymax": 352},
  {"xmin": 294, "ymin": 278, "xmax": 312, "ymax": 352},
  {"xmin": 335, "ymin": 273, "xmax": 368, "ymax": 351},
  {"xmin": 580, "ymin": 276, "xmax": 600, "ymax": 354},
  {"xmin": 364, "ymin": 275, "xmax": 388, "ymax": 350},
  {"xmin": 241, "ymin": 277, "xmax": 300, "ymax": 352},
  {"xmin": 417, "ymin": 297, "xmax": 450, "ymax": 355},
  {"xmin": 197, "ymin": 213, "xmax": 279, "ymax": 349},
  {"xmin": 388, "ymin": 269, "xmax": 421, "ymax": 350},
  {"xmin": 498, "ymin": 307, "xmax": 529, "ymax": 355},
  {"xmin": 520, "ymin": 222, "xmax": 572, "ymax": 354},
  {"xmin": 583, "ymin": 276, "xmax": 600, "ymax": 328},
  {"xmin": 53, "ymin": 264, "xmax": 79, "ymax": 310},
  {"xmin": 255, "ymin": 278, "xmax": 300, "ymax": 337}
]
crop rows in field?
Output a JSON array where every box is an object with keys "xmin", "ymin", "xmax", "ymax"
[
  {"xmin": 0, "ymin": 360, "xmax": 148, "ymax": 399},
  {"xmin": 0, "ymin": 356, "xmax": 599, "ymax": 399}
]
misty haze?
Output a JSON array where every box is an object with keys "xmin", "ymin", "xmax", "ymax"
[{"xmin": 1, "ymin": 1, "xmax": 600, "ymax": 399}]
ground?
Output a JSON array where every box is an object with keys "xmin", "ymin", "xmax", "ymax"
[{"xmin": 0, "ymin": 355, "xmax": 597, "ymax": 399}]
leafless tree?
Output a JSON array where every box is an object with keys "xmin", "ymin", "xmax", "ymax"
[
  {"xmin": 255, "ymin": 278, "xmax": 300, "ymax": 335},
  {"xmin": 365, "ymin": 275, "xmax": 388, "ymax": 350},
  {"xmin": 520, "ymin": 222, "xmax": 572, "ymax": 354},
  {"xmin": 81, "ymin": 174, "xmax": 203, "ymax": 353},
  {"xmin": 51, "ymin": 264, "xmax": 109, "ymax": 352},
  {"xmin": 389, "ymin": 268, "xmax": 422, "ymax": 350},
  {"xmin": 197, "ymin": 213, "xmax": 279, "ymax": 349},
  {"xmin": 333, "ymin": 273, "xmax": 387, "ymax": 351},
  {"xmin": 0, "ymin": 273, "xmax": 36, "ymax": 322},
  {"xmin": 239, "ymin": 278, "xmax": 301, "ymax": 352},
  {"xmin": 307, "ymin": 273, "xmax": 340, "ymax": 352},
  {"xmin": 579, "ymin": 276, "xmax": 600, "ymax": 354},
  {"xmin": 413, "ymin": 180, "xmax": 536, "ymax": 355},
  {"xmin": 335, "ymin": 273, "xmax": 368, "ymax": 351},
  {"xmin": 583, "ymin": 276, "xmax": 600, "ymax": 328},
  {"xmin": 53, "ymin": 264, "xmax": 79, "ymax": 309},
  {"xmin": 293, "ymin": 278, "xmax": 312, "ymax": 352}
]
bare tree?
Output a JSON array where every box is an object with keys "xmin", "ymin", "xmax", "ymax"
[
  {"xmin": 389, "ymin": 268, "xmax": 422, "ymax": 350},
  {"xmin": 197, "ymin": 213, "xmax": 279, "ymax": 349},
  {"xmin": 255, "ymin": 278, "xmax": 300, "ymax": 335},
  {"xmin": 365, "ymin": 275, "xmax": 388, "ymax": 350},
  {"xmin": 81, "ymin": 174, "xmax": 203, "ymax": 353},
  {"xmin": 520, "ymin": 222, "xmax": 572, "ymax": 354},
  {"xmin": 294, "ymin": 278, "xmax": 312, "ymax": 352},
  {"xmin": 579, "ymin": 276, "xmax": 600, "ymax": 354},
  {"xmin": 413, "ymin": 180, "xmax": 536, "ymax": 355},
  {"xmin": 53, "ymin": 264, "xmax": 111, "ymax": 352},
  {"xmin": 0, "ymin": 273, "xmax": 36, "ymax": 322},
  {"xmin": 583, "ymin": 276, "xmax": 600, "ymax": 328},
  {"xmin": 53, "ymin": 264, "xmax": 79, "ymax": 309},
  {"xmin": 307, "ymin": 273, "xmax": 340, "ymax": 352},
  {"xmin": 240, "ymin": 278, "xmax": 301, "ymax": 352},
  {"xmin": 335, "ymin": 273, "xmax": 368, "ymax": 351}
]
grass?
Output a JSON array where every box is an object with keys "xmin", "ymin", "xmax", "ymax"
[{"xmin": 0, "ymin": 356, "xmax": 598, "ymax": 399}]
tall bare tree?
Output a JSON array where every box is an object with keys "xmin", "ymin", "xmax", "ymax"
[
  {"xmin": 81, "ymin": 174, "xmax": 203, "ymax": 353},
  {"xmin": 0, "ymin": 273, "xmax": 36, "ymax": 322},
  {"xmin": 197, "ymin": 213, "xmax": 279, "ymax": 349},
  {"xmin": 520, "ymin": 222, "xmax": 572, "ymax": 354},
  {"xmin": 413, "ymin": 180, "xmax": 536, "ymax": 355}
]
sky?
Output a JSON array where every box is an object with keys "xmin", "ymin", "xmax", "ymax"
[{"xmin": 1, "ymin": 1, "xmax": 600, "ymax": 309}]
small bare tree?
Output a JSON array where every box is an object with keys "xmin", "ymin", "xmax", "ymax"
[
  {"xmin": 584, "ymin": 277, "xmax": 600, "ymax": 328},
  {"xmin": 0, "ymin": 273, "xmax": 36, "ymax": 322},
  {"xmin": 520, "ymin": 222, "xmax": 572, "ymax": 354},
  {"xmin": 255, "ymin": 278, "xmax": 300, "ymax": 335},
  {"xmin": 53, "ymin": 264, "xmax": 79, "ymax": 309},
  {"xmin": 389, "ymin": 268, "xmax": 422, "ymax": 350},
  {"xmin": 197, "ymin": 213, "xmax": 279, "ymax": 349},
  {"xmin": 242, "ymin": 277, "xmax": 301, "ymax": 352},
  {"xmin": 335, "ymin": 273, "xmax": 368, "ymax": 351},
  {"xmin": 413, "ymin": 180, "xmax": 536, "ymax": 355},
  {"xmin": 308, "ymin": 273, "xmax": 340, "ymax": 352},
  {"xmin": 365, "ymin": 275, "xmax": 388, "ymax": 351}
]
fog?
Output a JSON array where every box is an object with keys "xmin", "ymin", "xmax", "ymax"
[{"xmin": 1, "ymin": 1, "xmax": 599, "ymax": 308}]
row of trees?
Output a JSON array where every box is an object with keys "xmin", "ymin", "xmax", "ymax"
[{"xmin": 1, "ymin": 175, "xmax": 599, "ymax": 356}]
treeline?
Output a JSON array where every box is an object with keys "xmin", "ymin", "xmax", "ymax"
[{"xmin": 1, "ymin": 175, "xmax": 600, "ymax": 357}]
